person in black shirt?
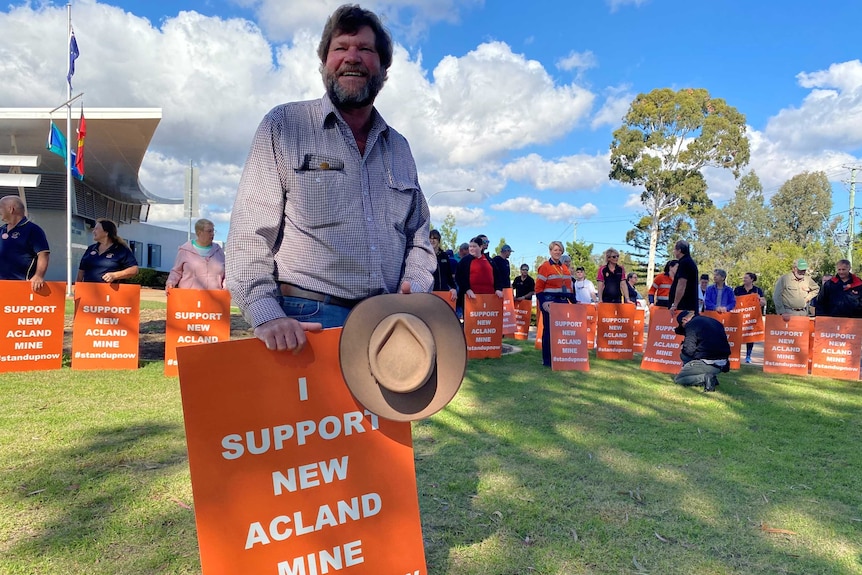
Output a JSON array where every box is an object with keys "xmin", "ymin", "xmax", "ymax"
[
  {"xmin": 597, "ymin": 248, "xmax": 628, "ymax": 303},
  {"xmin": 429, "ymin": 229, "xmax": 456, "ymax": 302},
  {"xmin": 674, "ymin": 311, "xmax": 730, "ymax": 392},
  {"xmin": 733, "ymin": 272, "xmax": 766, "ymax": 363},
  {"xmin": 512, "ymin": 264, "xmax": 535, "ymax": 301},
  {"xmin": 669, "ymin": 240, "xmax": 699, "ymax": 313}
]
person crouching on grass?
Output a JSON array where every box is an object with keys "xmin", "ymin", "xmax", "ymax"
[{"xmin": 673, "ymin": 310, "xmax": 731, "ymax": 392}]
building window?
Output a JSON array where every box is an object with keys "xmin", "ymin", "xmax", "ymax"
[
  {"xmin": 129, "ymin": 241, "xmax": 144, "ymax": 265},
  {"xmin": 147, "ymin": 244, "xmax": 162, "ymax": 268}
]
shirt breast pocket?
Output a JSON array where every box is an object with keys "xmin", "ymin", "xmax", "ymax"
[
  {"xmin": 386, "ymin": 180, "xmax": 418, "ymax": 235},
  {"xmin": 288, "ymin": 169, "xmax": 350, "ymax": 229}
]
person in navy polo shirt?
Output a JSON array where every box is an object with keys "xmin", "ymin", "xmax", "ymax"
[
  {"xmin": 0, "ymin": 195, "xmax": 50, "ymax": 291},
  {"xmin": 76, "ymin": 219, "xmax": 139, "ymax": 283}
]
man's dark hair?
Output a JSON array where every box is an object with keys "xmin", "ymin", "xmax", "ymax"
[
  {"xmin": 675, "ymin": 240, "xmax": 690, "ymax": 257},
  {"xmin": 700, "ymin": 273, "xmax": 710, "ymax": 281},
  {"xmin": 318, "ymin": 5, "xmax": 393, "ymax": 74}
]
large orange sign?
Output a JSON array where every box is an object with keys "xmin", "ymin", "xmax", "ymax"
[
  {"xmin": 702, "ymin": 311, "xmax": 743, "ymax": 370},
  {"xmin": 165, "ymin": 289, "xmax": 232, "ymax": 377},
  {"xmin": 72, "ymin": 283, "xmax": 140, "ymax": 370},
  {"xmin": 0, "ymin": 280, "xmax": 65, "ymax": 373},
  {"xmin": 762, "ymin": 315, "xmax": 811, "ymax": 376},
  {"xmin": 549, "ymin": 303, "xmax": 589, "ymax": 371},
  {"xmin": 596, "ymin": 303, "xmax": 635, "ymax": 360},
  {"xmin": 811, "ymin": 317, "xmax": 862, "ymax": 381},
  {"xmin": 176, "ymin": 332, "xmax": 427, "ymax": 575},
  {"xmin": 502, "ymin": 288, "xmax": 516, "ymax": 336},
  {"xmin": 513, "ymin": 299, "xmax": 532, "ymax": 340},
  {"xmin": 640, "ymin": 306, "xmax": 684, "ymax": 374},
  {"xmin": 464, "ymin": 294, "xmax": 503, "ymax": 359},
  {"xmin": 734, "ymin": 293, "xmax": 765, "ymax": 344}
]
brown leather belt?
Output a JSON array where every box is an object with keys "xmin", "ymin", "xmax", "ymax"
[{"xmin": 279, "ymin": 283, "xmax": 362, "ymax": 309}]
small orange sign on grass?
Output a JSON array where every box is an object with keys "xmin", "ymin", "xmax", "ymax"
[
  {"xmin": 0, "ymin": 280, "xmax": 65, "ymax": 373},
  {"xmin": 464, "ymin": 294, "xmax": 503, "ymax": 359},
  {"xmin": 549, "ymin": 303, "xmax": 589, "ymax": 371},
  {"xmin": 71, "ymin": 283, "xmax": 140, "ymax": 370},
  {"xmin": 762, "ymin": 315, "xmax": 811, "ymax": 376},
  {"xmin": 164, "ymin": 288, "xmax": 232, "ymax": 377}
]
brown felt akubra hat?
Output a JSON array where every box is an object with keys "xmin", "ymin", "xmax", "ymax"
[{"xmin": 339, "ymin": 293, "xmax": 467, "ymax": 422}]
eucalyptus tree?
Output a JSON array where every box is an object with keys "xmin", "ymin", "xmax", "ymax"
[
  {"xmin": 609, "ymin": 88, "xmax": 750, "ymax": 287},
  {"xmin": 769, "ymin": 171, "xmax": 833, "ymax": 245},
  {"xmin": 438, "ymin": 213, "xmax": 459, "ymax": 251},
  {"xmin": 693, "ymin": 170, "xmax": 770, "ymax": 270}
]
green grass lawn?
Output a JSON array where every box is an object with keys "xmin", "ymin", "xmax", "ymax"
[{"xmin": 1, "ymin": 341, "xmax": 860, "ymax": 574}]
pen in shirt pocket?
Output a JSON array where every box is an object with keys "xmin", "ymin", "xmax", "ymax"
[{"xmin": 297, "ymin": 154, "xmax": 344, "ymax": 171}]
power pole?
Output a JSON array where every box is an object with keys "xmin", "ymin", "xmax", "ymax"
[{"xmin": 849, "ymin": 168, "xmax": 856, "ymax": 268}]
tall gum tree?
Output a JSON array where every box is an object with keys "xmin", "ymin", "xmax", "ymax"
[{"xmin": 609, "ymin": 88, "xmax": 750, "ymax": 288}]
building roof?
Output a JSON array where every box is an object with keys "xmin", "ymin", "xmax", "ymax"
[{"xmin": 0, "ymin": 107, "xmax": 179, "ymax": 206}]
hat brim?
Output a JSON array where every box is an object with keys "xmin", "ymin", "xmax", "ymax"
[{"xmin": 340, "ymin": 293, "xmax": 467, "ymax": 422}]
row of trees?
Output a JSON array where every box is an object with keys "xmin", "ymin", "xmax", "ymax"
[
  {"xmin": 609, "ymin": 87, "xmax": 854, "ymax": 311},
  {"xmin": 433, "ymin": 87, "xmax": 855, "ymax": 312}
]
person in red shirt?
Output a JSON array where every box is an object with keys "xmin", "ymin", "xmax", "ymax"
[
  {"xmin": 455, "ymin": 236, "xmax": 508, "ymax": 310},
  {"xmin": 816, "ymin": 259, "xmax": 862, "ymax": 318}
]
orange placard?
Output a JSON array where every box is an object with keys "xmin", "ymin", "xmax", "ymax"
[
  {"xmin": 632, "ymin": 307, "xmax": 645, "ymax": 353},
  {"xmin": 501, "ymin": 288, "xmax": 516, "ymax": 336},
  {"xmin": 513, "ymin": 299, "xmax": 532, "ymax": 340},
  {"xmin": 431, "ymin": 291, "xmax": 457, "ymax": 310},
  {"xmin": 72, "ymin": 283, "xmax": 141, "ymax": 370},
  {"xmin": 0, "ymin": 280, "xmax": 65, "ymax": 373},
  {"xmin": 176, "ymin": 332, "xmax": 427, "ymax": 575},
  {"xmin": 585, "ymin": 303, "xmax": 598, "ymax": 349},
  {"xmin": 640, "ymin": 306, "xmax": 684, "ymax": 374},
  {"xmin": 464, "ymin": 294, "xmax": 503, "ymax": 359},
  {"xmin": 165, "ymin": 288, "xmax": 232, "ymax": 377},
  {"xmin": 734, "ymin": 293, "xmax": 765, "ymax": 343},
  {"xmin": 702, "ymin": 311, "xmax": 743, "ymax": 370},
  {"xmin": 811, "ymin": 317, "xmax": 862, "ymax": 381},
  {"xmin": 762, "ymin": 315, "xmax": 811, "ymax": 376},
  {"xmin": 596, "ymin": 303, "xmax": 636, "ymax": 360},
  {"xmin": 549, "ymin": 303, "xmax": 589, "ymax": 371}
]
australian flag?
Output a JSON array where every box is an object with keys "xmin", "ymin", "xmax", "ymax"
[{"xmin": 67, "ymin": 29, "xmax": 79, "ymax": 90}]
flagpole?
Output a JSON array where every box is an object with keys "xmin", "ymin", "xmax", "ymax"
[{"xmin": 66, "ymin": 3, "xmax": 73, "ymax": 297}]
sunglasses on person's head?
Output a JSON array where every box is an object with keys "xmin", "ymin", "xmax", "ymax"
[{"xmin": 609, "ymin": 254, "xmax": 619, "ymax": 259}]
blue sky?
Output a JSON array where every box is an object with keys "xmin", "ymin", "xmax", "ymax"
[{"xmin": 3, "ymin": 0, "xmax": 862, "ymax": 269}]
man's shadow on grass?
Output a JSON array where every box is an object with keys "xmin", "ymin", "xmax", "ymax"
[{"xmin": 8, "ymin": 422, "xmax": 196, "ymax": 570}]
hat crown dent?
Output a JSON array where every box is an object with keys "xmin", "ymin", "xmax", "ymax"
[{"xmin": 368, "ymin": 313, "xmax": 436, "ymax": 394}]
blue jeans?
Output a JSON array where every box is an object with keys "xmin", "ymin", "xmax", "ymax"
[{"xmin": 279, "ymin": 296, "xmax": 352, "ymax": 329}]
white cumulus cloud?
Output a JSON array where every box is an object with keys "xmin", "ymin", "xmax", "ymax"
[
  {"xmin": 491, "ymin": 197, "xmax": 599, "ymax": 222},
  {"xmin": 501, "ymin": 153, "xmax": 609, "ymax": 191}
]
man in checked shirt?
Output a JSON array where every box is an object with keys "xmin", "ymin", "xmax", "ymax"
[{"xmin": 226, "ymin": 4, "xmax": 436, "ymax": 353}]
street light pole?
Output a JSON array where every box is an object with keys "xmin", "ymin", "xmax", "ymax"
[{"xmin": 426, "ymin": 188, "xmax": 475, "ymax": 203}]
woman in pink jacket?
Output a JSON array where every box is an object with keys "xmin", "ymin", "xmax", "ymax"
[{"xmin": 166, "ymin": 218, "xmax": 225, "ymax": 292}]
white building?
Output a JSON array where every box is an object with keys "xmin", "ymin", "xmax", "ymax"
[{"xmin": 0, "ymin": 107, "xmax": 185, "ymax": 280}]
